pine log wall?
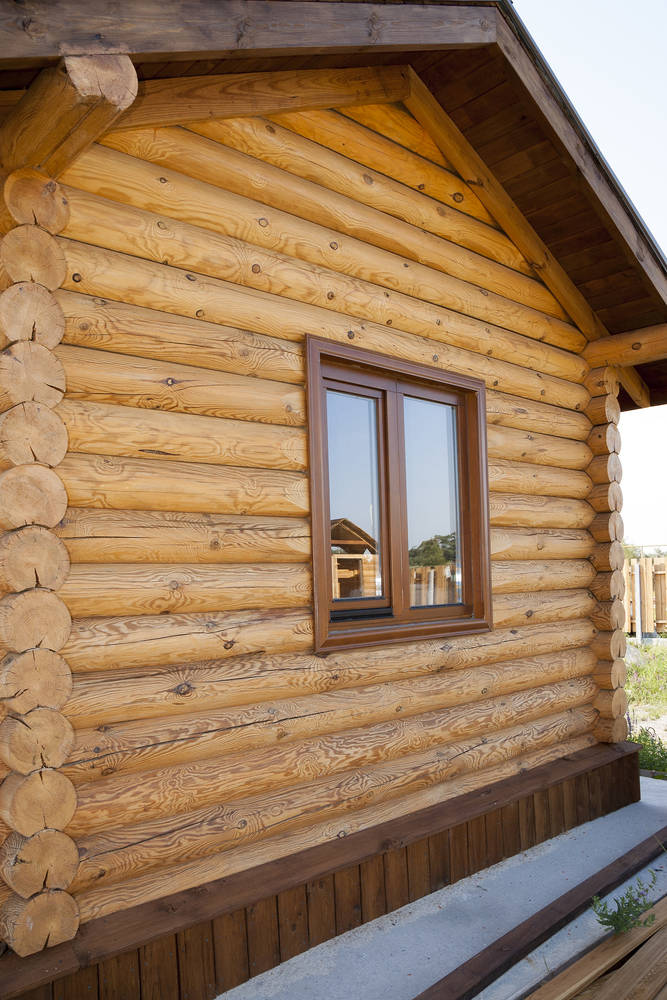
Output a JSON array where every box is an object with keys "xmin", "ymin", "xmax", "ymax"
[{"xmin": 0, "ymin": 100, "xmax": 629, "ymax": 957}]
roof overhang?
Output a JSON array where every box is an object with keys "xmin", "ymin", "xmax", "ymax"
[{"xmin": 0, "ymin": 0, "xmax": 665, "ymax": 408}]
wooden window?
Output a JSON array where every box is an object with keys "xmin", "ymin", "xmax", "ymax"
[{"xmin": 307, "ymin": 337, "xmax": 492, "ymax": 651}]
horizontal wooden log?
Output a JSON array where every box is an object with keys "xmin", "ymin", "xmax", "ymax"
[
  {"xmin": 0, "ymin": 465, "xmax": 68, "ymax": 531},
  {"xmin": 488, "ymin": 460, "xmax": 591, "ymax": 499},
  {"xmin": 119, "ymin": 66, "xmax": 411, "ymax": 130},
  {"xmin": 618, "ymin": 365, "xmax": 650, "ymax": 409},
  {"xmin": 487, "ymin": 424, "xmax": 591, "ymax": 470},
  {"xmin": 0, "ymin": 54, "xmax": 137, "ymax": 179},
  {"xmin": 485, "ymin": 389, "xmax": 591, "ymax": 442},
  {"xmin": 0, "ymin": 402, "xmax": 68, "ymax": 471},
  {"xmin": 592, "ymin": 660, "xmax": 626, "ymax": 691},
  {"xmin": 0, "ymin": 890, "xmax": 79, "ymax": 957},
  {"xmin": 4, "ymin": 169, "xmax": 70, "ymax": 234},
  {"xmin": 591, "ymin": 630, "xmax": 626, "ymax": 661},
  {"xmin": 594, "ymin": 717, "xmax": 628, "ymax": 744},
  {"xmin": 342, "ymin": 104, "xmax": 451, "ymax": 168},
  {"xmin": 71, "ymin": 703, "xmax": 596, "ymax": 890},
  {"xmin": 588, "ymin": 482, "xmax": 623, "ymax": 513},
  {"xmin": 0, "ymin": 525, "xmax": 70, "ymax": 594},
  {"xmin": 59, "ymin": 562, "xmax": 311, "ymax": 617},
  {"xmin": 590, "ymin": 511, "xmax": 624, "ymax": 543},
  {"xmin": 198, "ymin": 112, "xmax": 537, "ymax": 274},
  {"xmin": 57, "ymin": 342, "xmax": 305, "ymax": 425},
  {"xmin": 586, "ymin": 394, "xmax": 620, "ymax": 426},
  {"xmin": 0, "ymin": 707, "xmax": 74, "ymax": 774},
  {"xmin": 590, "ymin": 600, "xmax": 625, "ymax": 632},
  {"xmin": 0, "ymin": 830, "xmax": 79, "ymax": 897},
  {"xmin": 58, "ymin": 289, "xmax": 304, "ymax": 384},
  {"xmin": 491, "ymin": 560, "xmax": 595, "ymax": 594},
  {"xmin": 588, "ymin": 453, "xmax": 622, "ymax": 485},
  {"xmin": 589, "ymin": 571, "xmax": 625, "ymax": 602},
  {"xmin": 60, "ymin": 183, "xmax": 587, "ymax": 386},
  {"xmin": 0, "ymin": 342, "xmax": 65, "ymax": 412},
  {"xmin": 589, "ymin": 542, "xmax": 625, "ymax": 573},
  {"xmin": 0, "ymin": 770, "xmax": 77, "ymax": 837},
  {"xmin": 587, "ymin": 423, "xmax": 621, "ymax": 456},
  {"xmin": 490, "ymin": 527, "xmax": 593, "ymax": 561},
  {"xmin": 404, "ymin": 68, "xmax": 608, "ymax": 346},
  {"xmin": 57, "ymin": 398, "xmax": 307, "ymax": 471},
  {"xmin": 55, "ymin": 509, "xmax": 311, "ymax": 564},
  {"xmin": 102, "ymin": 122, "xmax": 563, "ymax": 321},
  {"xmin": 272, "ymin": 106, "xmax": 491, "ymax": 224},
  {"xmin": 584, "ymin": 367, "xmax": 619, "ymax": 399},
  {"xmin": 0, "ymin": 649, "xmax": 71, "ymax": 714},
  {"xmin": 63, "ymin": 608, "xmax": 313, "ymax": 673},
  {"xmin": 68, "ymin": 680, "xmax": 598, "ymax": 841},
  {"xmin": 75, "ymin": 733, "xmax": 597, "ymax": 926},
  {"xmin": 0, "ymin": 226, "xmax": 67, "ymax": 290},
  {"xmin": 584, "ymin": 324, "xmax": 667, "ymax": 369},
  {"xmin": 594, "ymin": 688, "xmax": 627, "ymax": 720},
  {"xmin": 58, "ymin": 452, "xmax": 309, "ymax": 517},
  {"xmin": 65, "ymin": 652, "xmax": 598, "ymax": 787},
  {"xmin": 57, "ymin": 239, "xmax": 589, "ymax": 411},
  {"xmin": 65, "ymin": 620, "xmax": 596, "ymax": 728},
  {"xmin": 61, "ymin": 144, "xmax": 582, "ymax": 355},
  {"xmin": 489, "ymin": 494, "xmax": 594, "ymax": 530},
  {"xmin": 492, "ymin": 590, "xmax": 596, "ymax": 629},
  {"xmin": 0, "ymin": 282, "xmax": 65, "ymax": 350},
  {"xmin": 0, "ymin": 589, "xmax": 71, "ymax": 653}
]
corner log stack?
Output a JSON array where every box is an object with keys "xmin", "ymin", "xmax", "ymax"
[
  {"xmin": 0, "ymin": 90, "xmax": 634, "ymax": 965},
  {"xmin": 0, "ymin": 171, "xmax": 81, "ymax": 957},
  {"xmin": 585, "ymin": 366, "xmax": 628, "ymax": 743}
]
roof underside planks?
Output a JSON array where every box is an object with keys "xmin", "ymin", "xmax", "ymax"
[{"xmin": 0, "ymin": 1, "xmax": 664, "ymax": 408}]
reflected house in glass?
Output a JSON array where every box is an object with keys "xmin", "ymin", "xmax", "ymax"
[
  {"xmin": 330, "ymin": 516, "xmax": 380, "ymax": 599},
  {"xmin": 0, "ymin": 1, "xmax": 665, "ymax": 992}
]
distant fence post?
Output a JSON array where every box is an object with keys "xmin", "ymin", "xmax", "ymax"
[{"xmin": 624, "ymin": 554, "xmax": 667, "ymax": 637}]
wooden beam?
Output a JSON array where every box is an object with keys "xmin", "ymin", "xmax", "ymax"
[
  {"xmin": 415, "ymin": 823, "xmax": 667, "ymax": 1000},
  {"xmin": 0, "ymin": 55, "xmax": 138, "ymax": 179},
  {"xmin": 117, "ymin": 65, "xmax": 410, "ymax": 131},
  {"xmin": 584, "ymin": 324, "xmax": 667, "ymax": 368},
  {"xmin": 404, "ymin": 68, "xmax": 609, "ymax": 344},
  {"xmin": 0, "ymin": 744, "xmax": 637, "ymax": 998},
  {"xmin": 618, "ymin": 366, "xmax": 651, "ymax": 408},
  {"xmin": 0, "ymin": 2, "xmax": 496, "ymax": 63}
]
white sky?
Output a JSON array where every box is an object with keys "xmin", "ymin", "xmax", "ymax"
[{"xmin": 512, "ymin": 0, "xmax": 667, "ymax": 546}]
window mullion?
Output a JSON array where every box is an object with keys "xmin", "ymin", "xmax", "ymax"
[{"xmin": 385, "ymin": 387, "xmax": 408, "ymax": 621}]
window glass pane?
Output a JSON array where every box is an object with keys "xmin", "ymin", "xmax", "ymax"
[
  {"xmin": 404, "ymin": 396, "xmax": 462, "ymax": 607},
  {"xmin": 326, "ymin": 389, "xmax": 383, "ymax": 600}
]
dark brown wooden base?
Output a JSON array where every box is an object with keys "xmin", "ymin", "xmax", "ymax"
[{"xmin": 4, "ymin": 742, "xmax": 640, "ymax": 1000}]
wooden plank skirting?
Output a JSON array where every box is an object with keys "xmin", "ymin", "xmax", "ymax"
[{"xmin": 3, "ymin": 742, "xmax": 639, "ymax": 1000}]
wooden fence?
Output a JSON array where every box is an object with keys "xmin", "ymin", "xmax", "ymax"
[{"xmin": 623, "ymin": 557, "xmax": 667, "ymax": 636}]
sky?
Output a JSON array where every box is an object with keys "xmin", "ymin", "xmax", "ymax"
[{"xmin": 512, "ymin": 0, "xmax": 667, "ymax": 546}]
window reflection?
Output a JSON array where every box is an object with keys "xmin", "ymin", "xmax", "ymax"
[
  {"xmin": 404, "ymin": 396, "xmax": 462, "ymax": 607},
  {"xmin": 326, "ymin": 390, "xmax": 383, "ymax": 600}
]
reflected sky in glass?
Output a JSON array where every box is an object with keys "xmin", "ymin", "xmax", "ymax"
[
  {"xmin": 404, "ymin": 396, "xmax": 459, "ymax": 549},
  {"xmin": 326, "ymin": 389, "xmax": 381, "ymax": 545}
]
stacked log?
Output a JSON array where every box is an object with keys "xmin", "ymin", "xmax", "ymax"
[
  {"xmin": 0, "ymin": 102, "xmax": 617, "ymax": 939},
  {"xmin": 585, "ymin": 367, "xmax": 628, "ymax": 742},
  {"xmin": 0, "ymin": 170, "xmax": 80, "ymax": 956}
]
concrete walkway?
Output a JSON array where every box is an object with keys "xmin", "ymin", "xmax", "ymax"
[{"xmin": 220, "ymin": 777, "xmax": 667, "ymax": 1000}]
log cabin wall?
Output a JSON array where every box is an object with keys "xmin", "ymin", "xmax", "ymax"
[{"xmin": 0, "ymin": 93, "xmax": 630, "ymax": 965}]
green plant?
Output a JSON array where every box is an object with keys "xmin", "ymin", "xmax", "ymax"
[
  {"xmin": 635, "ymin": 727, "xmax": 667, "ymax": 772},
  {"xmin": 591, "ymin": 870, "xmax": 657, "ymax": 934}
]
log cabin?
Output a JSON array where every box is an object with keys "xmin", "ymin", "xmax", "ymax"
[{"xmin": 0, "ymin": 1, "xmax": 665, "ymax": 996}]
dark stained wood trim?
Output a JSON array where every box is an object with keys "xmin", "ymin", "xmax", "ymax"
[
  {"xmin": 415, "ymin": 820, "xmax": 666, "ymax": 1000},
  {"xmin": 0, "ymin": 2, "xmax": 497, "ymax": 64},
  {"xmin": 494, "ymin": 11, "xmax": 667, "ymax": 312},
  {"xmin": 0, "ymin": 743, "xmax": 638, "ymax": 999}
]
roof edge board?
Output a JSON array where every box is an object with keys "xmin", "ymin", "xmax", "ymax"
[
  {"xmin": 493, "ymin": 0, "xmax": 667, "ymax": 312},
  {"xmin": 0, "ymin": 1, "xmax": 497, "ymax": 64}
]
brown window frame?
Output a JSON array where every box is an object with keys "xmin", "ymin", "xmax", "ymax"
[{"xmin": 307, "ymin": 336, "xmax": 493, "ymax": 652}]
